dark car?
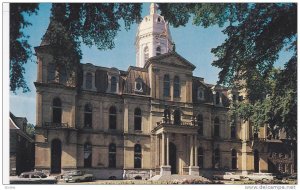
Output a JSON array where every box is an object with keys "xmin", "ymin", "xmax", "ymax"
[
  {"xmin": 62, "ymin": 170, "xmax": 94, "ymax": 183},
  {"xmin": 10, "ymin": 171, "xmax": 57, "ymax": 184}
]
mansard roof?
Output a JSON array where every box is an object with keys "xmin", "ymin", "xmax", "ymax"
[{"xmin": 144, "ymin": 51, "xmax": 196, "ymax": 71}]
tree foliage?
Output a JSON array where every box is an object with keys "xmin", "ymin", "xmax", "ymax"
[
  {"xmin": 10, "ymin": 3, "xmax": 39, "ymax": 93},
  {"xmin": 159, "ymin": 3, "xmax": 297, "ymax": 138}
]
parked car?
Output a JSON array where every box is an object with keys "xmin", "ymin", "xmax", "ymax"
[
  {"xmin": 62, "ymin": 170, "xmax": 94, "ymax": 183},
  {"xmin": 213, "ymin": 172, "xmax": 241, "ymax": 181},
  {"xmin": 241, "ymin": 173, "xmax": 275, "ymax": 181},
  {"xmin": 288, "ymin": 174, "xmax": 297, "ymax": 180},
  {"xmin": 274, "ymin": 173, "xmax": 290, "ymax": 180},
  {"xmin": 10, "ymin": 171, "xmax": 57, "ymax": 184}
]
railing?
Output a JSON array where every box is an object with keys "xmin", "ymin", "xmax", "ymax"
[
  {"xmin": 156, "ymin": 118, "xmax": 194, "ymax": 127},
  {"xmin": 44, "ymin": 122, "xmax": 71, "ymax": 128}
]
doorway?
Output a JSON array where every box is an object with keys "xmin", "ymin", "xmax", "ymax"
[
  {"xmin": 169, "ymin": 142, "xmax": 177, "ymax": 174},
  {"xmin": 51, "ymin": 139, "xmax": 62, "ymax": 173}
]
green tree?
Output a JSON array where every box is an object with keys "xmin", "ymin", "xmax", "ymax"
[
  {"xmin": 10, "ymin": 3, "xmax": 39, "ymax": 93},
  {"xmin": 26, "ymin": 123, "xmax": 35, "ymax": 138},
  {"xmin": 159, "ymin": 3, "xmax": 297, "ymax": 138}
]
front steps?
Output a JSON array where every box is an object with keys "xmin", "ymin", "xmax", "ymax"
[{"xmin": 149, "ymin": 174, "xmax": 210, "ymax": 182}]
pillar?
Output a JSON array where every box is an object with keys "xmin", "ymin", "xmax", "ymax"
[
  {"xmin": 160, "ymin": 132, "xmax": 171, "ymax": 175},
  {"xmin": 189, "ymin": 135, "xmax": 199, "ymax": 176},
  {"xmin": 190, "ymin": 135, "xmax": 194, "ymax": 166},
  {"xmin": 166, "ymin": 133, "xmax": 169, "ymax": 165},
  {"xmin": 162, "ymin": 133, "xmax": 165, "ymax": 165},
  {"xmin": 194, "ymin": 135, "xmax": 198, "ymax": 166}
]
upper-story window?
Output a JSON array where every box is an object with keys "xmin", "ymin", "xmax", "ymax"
[
  {"xmin": 86, "ymin": 72, "xmax": 93, "ymax": 89},
  {"xmin": 84, "ymin": 103, "xmax": 92, "ymax": 128},
  {"xmin": 111, "ymin": 76, "xmax": 117, "ymax": 93},
  {"xmin": 109, "ymin": 106, "xmax": 117, "ymax": 129},
  {"xmin": 53, "ymin": 97, "xmax": 62, "ymax": 124},
  {"xmin": 197, "ymin": 114, "xmax": 203, "ymax": 136},
  {"xmin": 163, "ymin": 74, "xmax": 170, "ymax": 97},
  {"xmin": 197, "ymin": 87, "xmax": 204, "ymax": 100},
  {"xmin": 214, "ymin": 117, "xmax": 220, "ymax": 137},
  {"xmin": 174, "ymin": 109, "xmax": 181, "ymax": 125},
  {"xmin": 144, "ymin": 46, "xmax": 149, "ymax": 63},
  {"xmin": 231, "ymin": 119, "xmax": 236, "ymax": 139},
  {"xmin": 156, "ymin": 46, "xmax": 161, "ymax": 56},
  {"xmin": 173, "ymin": 76, "xmax": 180, "ymax": 98},
  {"xmin": 134, "ymin": 108, "xmax": 142, "ymax": 131},
  {"xmin": 216, "ymin": 92, "xmax": 221, "ymax": 105}
]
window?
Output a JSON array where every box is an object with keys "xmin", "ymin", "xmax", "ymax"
[
  {"xmin": 109, "ymin": 143, "xmax": 116, "ymax": 168},
  {"xmin": 84, "ymin": 103, "xmax": 92, "ymax": 128},
  {"xmin": 84, "ymin": 143, "xmax": 92, "ymax": 168},
  {"xmin": 109, "ymin": 106, "xmax": 117, "ymax": 129},
  {"xmin": 111, "ymin": 76, "xmax": 117, "ymax": 93},
  {"xmin": 53, "ymin": 97, "xmax": 62, "ymax": 124},
  {"xmin": 213, "ymin": 148, "xmax": 220, "ymax": 169},
  {"xmin": 134, "ymin": 108, "xmax": 142, "ymax": 131},
  {"xmin": 197, "ymin": 114, "xmax": 203, "ymax": 136},
  {"xmin": 163, "ymin": 108, "xmax": 171, "ymax": 123},
  {"xmin": 144, "ymin": 46, "xmax": 149, "ymax": 63},
  {"xmin": 231, "ymin": 120, "xmax": 236, "ymax": 139},
  {"xmin": 214, "ymin": 117, "xmax": 220, "ymax": 137},
  {"xmin": 216, "ymin": 92, "xmax": 220, "ymax": 104},
  {"xmin": 134, "ymin": 144, "xmax": 142, "ymax": 168},
  {"xmin": 156, "ymin": 46, "xmax": 161, "ymax": 56},
  {"xmin": 232, "ymin": 149, "xmax": 237, "ymax": 169},
  {"xmin": 198, "ymin": 147, "xmax": 204, "ymax": 169},
  {"xmin": 135, "ymin": 78, "xmax": 143, "ymax": 92},
  {"xmin": 197, "ymin": 87, "xmax": 204, "ymax": 100},
  {"xmin": 86, "ymin": 72, "xmax": 92, "ymax": 89},
  {"xmin": 173, "ymin": 76, "xmax": 180, "ymax": 98},
  {"xmin": 174, "ymin": 109, "xmax": 181, "ymax": 125},
  {"xmin": 163, "ymin": 74, "xmax": 170, "ymax": 97}
]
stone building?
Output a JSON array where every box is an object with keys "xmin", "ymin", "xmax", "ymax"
[{"xmin": 34, "ymin": 3, "xmax": 295, "ymax": 179}]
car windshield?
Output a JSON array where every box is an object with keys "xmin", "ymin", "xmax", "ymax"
[{"xmin": 67, "ymin": 171, "xmax": 82, "ymax": 176}]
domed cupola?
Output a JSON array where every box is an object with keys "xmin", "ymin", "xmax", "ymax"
[{"xmin": 135, "ymin": 3, "xmax": 174, "ymax": 68}]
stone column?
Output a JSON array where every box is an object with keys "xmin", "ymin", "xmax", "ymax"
[
  {"xmin": 161, "ymin": 133, "xmax": 165, "ymax": 165},
  {"xmin": 189, "ymin": 135, "xmax": 199, "ymax": 176},
  {"xmin": 194, "ymin": 135, "xmax": 198, "ymax": 166},
  {"xmin": 166, "ymin": 133, "xmax": 170, "ymax": 166},
  {"xmin": 160, "ymin": 132, "xmax": 171, "ymax": 175}
]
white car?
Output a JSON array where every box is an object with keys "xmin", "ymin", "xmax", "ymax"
[
  {"xmin": 213, "ymin": 172, "xmax": 241, "ymax": 181},
  {"xmin": 242, "ymin": 173, "xmax": 275, "ymax": 181},
  {"xmin": 10, "ymin": 171, "xmax": 57, "ymax": 184}
]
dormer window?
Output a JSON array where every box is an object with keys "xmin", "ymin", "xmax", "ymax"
[
  {"xmin": 135, "ymin": 78, "xmax": 143, "ymax": 92},
  {"xmin": 144, "ymin": 46, "xmax": 149, "ymax": 63},
  {"xmin": 216, "ymin": 92, "xmax": 221, "ymax": 105},
  {"xmin": 197, "ymin": 87, "xmax": 204, "ymax": 100},
  {"xmin": 86, "ymin": 72, "xmax": 92, "ymax": 89},
  {"xmin": 157, "ymin": 17, "xmax": 161, "ymax": 22},
  {"xmin": 156, "ymin": 46, "xmax": 161, "ymax": 56},
  {"xmin": 111, "ymin": 76, "xmax": 117, "ymax": 93}
]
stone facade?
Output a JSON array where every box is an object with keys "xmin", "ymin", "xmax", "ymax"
[{"xmin": 34, "ymin": 3, "xmax": 296, "ymax": 180}]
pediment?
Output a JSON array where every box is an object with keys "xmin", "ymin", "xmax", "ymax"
[{"xmin": 145, "ymin": 51, "xmax": 196, "ymax": 71}]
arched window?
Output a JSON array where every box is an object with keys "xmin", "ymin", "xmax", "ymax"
[
  {"xmin": 111, "ymin": 76, "xmax": 117, "ymax": 93},
  {"xmin": 173, "ymin": 76, "xmax": 180, "ymax": 98},
  {"xmin": 198, "ymin": 147, "xmax": 204, "ymax": 169},
  {"xmin": 84, "ymin": 103, "xmax": 92, "ymax": 128},
  {"xmin": 231, "ymin": 120, "xmax": 236, "ymax": 139},
  {"xmin": 109, "ymin": 106, "xmax": 117, "ymax": 129},
  {"xmin": 134, "ymin": 144, "xmax": 142, "ymax": 168},
  {"xmin": 164, "ymin": 108, "xmax": 171, "ymax": 123},
  {"xmin": 232, "ymin": 149, "xmax": 237, "ymax": 170},
  {"xmin": 156, "ymin": 46, "xmax": 161, "ymax": 56},
  {"xmin": 216, "ymin": 92, "xmax": 220, "ymax": 105},
  {"xmin": 214, "ymin": 117, "xmax": 220, "ymax": 137},
  {"xmin": 84, "ymin": 143, "xmax": 92, "ymax": 168},
  {"xmin": 134, "ymin": 108, "xmax": 142, "ymax": 131},
  {"xmin": 254, "ymin": 149, "xmax": 259, "ymax": 172},
  {"xmin": 174, "ymin": 109, "xmax": 181, "ymax": 125},
  {"xmin": 109, "ymin": 143, "xmax": 116, "ymax": 168},
  {"xmin": 197, "ymin": 87, "xmax": 204, "ymax": 100},
  {"xmin": 144, "ymin": 46, "xmax": 149, "ymax": 63},
  {"xmin": 53, "ymin": 97, "xmax": 62, "ymax": 124},
  {"xmin": 86, "ymin": 72, "xmax": 92, "ymax": 89},
  {"xmin": 213, "ymin": 148, "xmax": 220, "ymax": 169},
  {"xmin": 197, "ymin": 114, "xmax": 203, "ymax": 136},
  {"xmin": 163, "ymin": 74, "xmax": 170, "ymax": 97}
]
